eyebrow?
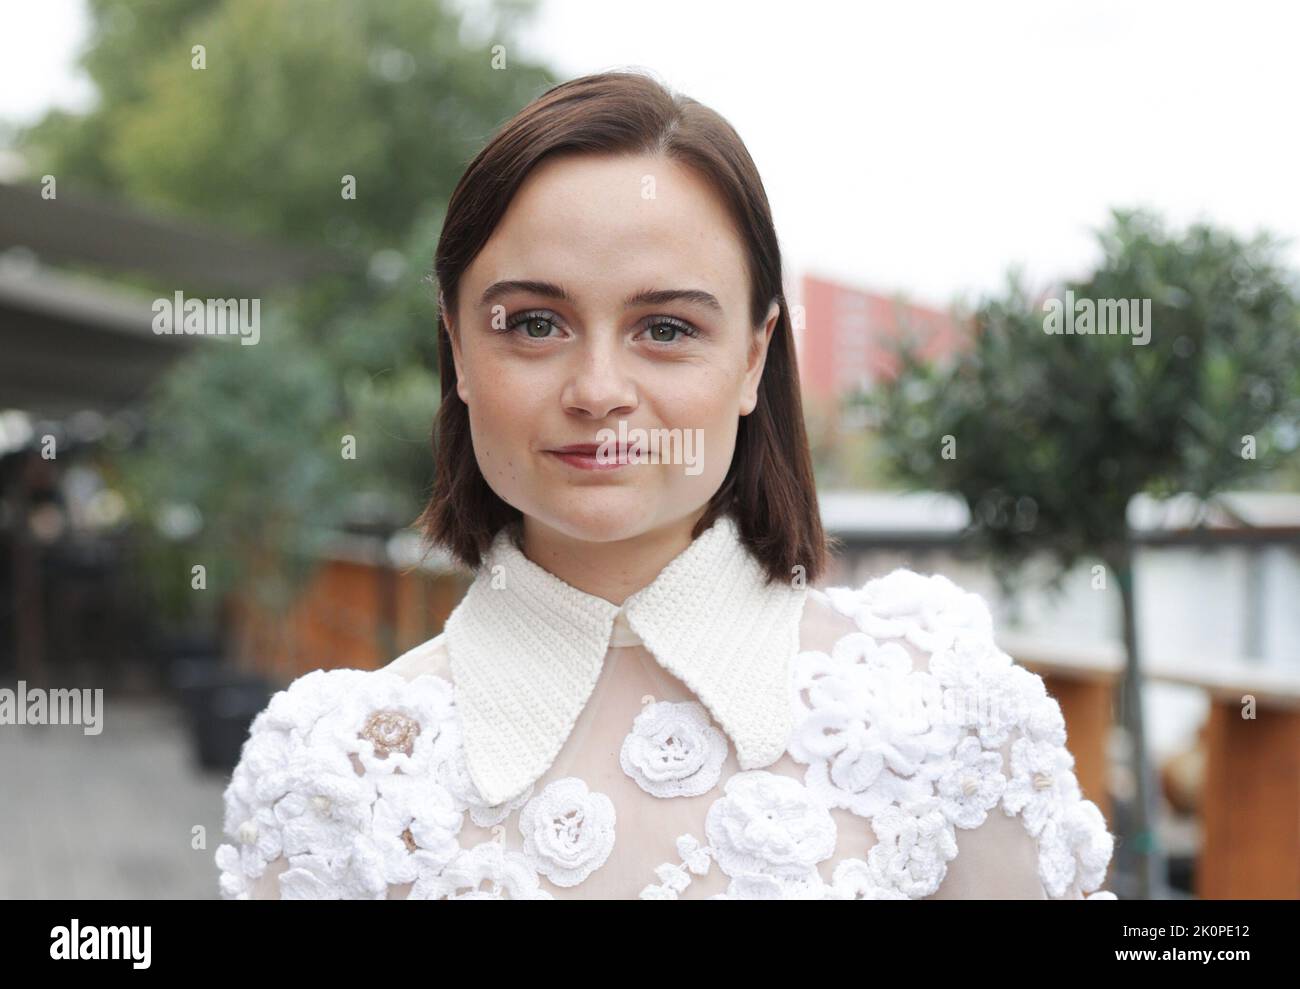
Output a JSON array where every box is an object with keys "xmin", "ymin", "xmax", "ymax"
[{"xmin": 478, "ymin": 279, "xmax": 724, "ymax": 315}]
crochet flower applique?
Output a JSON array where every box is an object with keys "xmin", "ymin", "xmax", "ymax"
[
  {"xmin": 788, "ymin": 571, "xmax": 1117, "ymax": 900},
  {"xmin": 217, "ymin": 566, "xmax": 1118, "ymax": 900},
  {"xmin": 217, "ymin": 668, "xmax": 474, "ymax": 899},
  {"xmin": 620, "ymin": 699, "xmax": 728, "ymax": 799}
]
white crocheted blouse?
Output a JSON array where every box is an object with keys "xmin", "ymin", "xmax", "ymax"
[{"xmin": 215, "ymin": 512, "xmax": 1117, "ymax": 900}]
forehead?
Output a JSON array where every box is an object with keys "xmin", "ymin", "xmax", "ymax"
[{"xmin": 465, "ymin": 152, "xmax": 749, "ymax": 316}]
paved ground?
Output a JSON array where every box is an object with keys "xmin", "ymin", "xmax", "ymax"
[{"xmin": 0, "ymin": 691, "xmax": 229, "ymax": 899}]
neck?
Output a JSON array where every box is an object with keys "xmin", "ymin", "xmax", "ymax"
[{"xmin": 519, "ymin": 507, "xmax": 712, "ymax": 606}]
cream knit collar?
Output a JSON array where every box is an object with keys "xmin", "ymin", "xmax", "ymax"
[{"xmin": 443, "ymin": 512, "xmax": 808, "ymax": 806}]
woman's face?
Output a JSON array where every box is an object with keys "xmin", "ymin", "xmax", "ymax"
[{"xmin": 445, "ymin": 152, "xmax": 779, "ymax": 546}]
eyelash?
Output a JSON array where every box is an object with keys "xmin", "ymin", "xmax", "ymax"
[{"xmin": 501, "ymin": 309, "xmax": 701, "ymax": 343}]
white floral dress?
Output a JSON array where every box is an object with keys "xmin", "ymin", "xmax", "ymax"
[{"xmin": 216, "ymin": 516, "xmax": 1117, "ymax": 900}]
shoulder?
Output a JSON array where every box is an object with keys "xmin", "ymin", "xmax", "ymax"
[
  {"xmin": 215, "ymin": 635, "xmax": 461, "ymax": 899},
  {"xmin": 799, "ymin": 566, "xmax": 1000, "ymax": 682},
  {"xmin": 239, "ymin": 636, "xmax": 456, "ymax": 741},
  {"xmin": 232, "ymin": 633, "xmax": 458, "ymax": 767},
  {"xmin": 813, "ymin": 567, "xmax": 996, "ymax": 649},
  {"xmin": 794, "ymin": 566, "xmax": 1116, "ymax": 900}
]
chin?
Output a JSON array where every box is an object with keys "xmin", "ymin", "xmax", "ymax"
[{"xmin": 530, "ymin": 491, "xmax": 665, "ymax": 544}]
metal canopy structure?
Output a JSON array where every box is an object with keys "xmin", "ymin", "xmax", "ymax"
[
  {"xmin": 0, "ymin": 265, "xmax": 182, "ymax": 417},
  {"xmin": 0, "ymin": 181, "xmax": 347, "ymax": 293},
  {"xmin": 0, "ymin": 181, "xmax": 351, "ymax": 417}
]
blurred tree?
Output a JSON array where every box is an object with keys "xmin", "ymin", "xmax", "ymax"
[
  {"xmin": 24, "ymin": 0, "xmax": 546, "ymax": 255},
  {"xmin": 866, "ymin": 208, "xmax": 1300, "ymax": 899},
  {"xmin": 805, "ymin": 395, "xmax": 891, "ymax": 490},
  {"xmin": 18, "ymin": 0, "xmax": 555, "ymax": 642}
]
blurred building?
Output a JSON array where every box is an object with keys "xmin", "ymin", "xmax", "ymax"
[{"xmin": 793, "ymin": 271, "xmax": 972, "ymax": 405}]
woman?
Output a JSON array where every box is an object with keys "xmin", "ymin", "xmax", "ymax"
[{"xmin": 216, "ymin": 69, "xmax": 1115, "ymax": 900}]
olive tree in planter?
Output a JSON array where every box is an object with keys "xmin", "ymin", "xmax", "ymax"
[{"xmin": 864, "ymin": 209, "xmax": 1300, "ymax": 898}]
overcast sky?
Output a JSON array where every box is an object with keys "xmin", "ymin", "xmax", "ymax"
[{"xmin": 3, "ymin": 0, "xmax": 1298, "ymax": 306}]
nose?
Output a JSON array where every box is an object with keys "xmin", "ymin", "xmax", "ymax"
[{"xmin": 560, "ymin": 333, "xmax": 638, "ymax": 420}]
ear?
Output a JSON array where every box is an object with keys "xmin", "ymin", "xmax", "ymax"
[
  {"xmin": 441, "ymin": 290, "xmax": 470, "ymax": 403},
  {"xmin": 739, "ymin": 299, "xmax": 781, "ymax": 416}
]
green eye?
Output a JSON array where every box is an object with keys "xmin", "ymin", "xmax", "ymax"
[
  {"xmin": 645, "ymin": 319, "xmax": 699, "ymax": 343},
  {"xmin": 504, "ymin": 310, "xmax": 560, "ymax": 338}
]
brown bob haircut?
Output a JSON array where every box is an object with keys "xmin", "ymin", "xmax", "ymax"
[{"xmin": 417, "ymin": 68, "xmax": 828, "ymax": 586}]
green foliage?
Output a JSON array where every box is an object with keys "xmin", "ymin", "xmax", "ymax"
[
  {"xmin": 868, "ymin": 209, "xmax": 1300, "ymax": 594},
  {"xmin": 18, "ymin": 0, "xmax": 553, "ymax": 618},
  {"xmin": 23, "ymin": 0, "xmax": 553, "ymax": 254},
  {"xmin": 118, "ymin": 312, "xmax": 349, "ymax": 615}
]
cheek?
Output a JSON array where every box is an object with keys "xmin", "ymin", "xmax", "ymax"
[
  {"xmin": 461, "ymin": 355, "xmax": 543, "ymax": 487},
  {"xmin": 462, "ymin": 344, "xmax": 544, "ymax": 432},
  {"xmin": 649, "ymin": 364, "xmax": 745, "ymax": 482},
  {"xmin": 650, "ymin": 340, "xmax": 745, "ymax": 410}
]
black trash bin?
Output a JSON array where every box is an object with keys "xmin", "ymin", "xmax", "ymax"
[
  {"xmin": 192, "ymin": 671, "xmax": 274, "ymax": 773},
  {"xmin": 170, "ymin": 656, "xmax": 226, "ymax": 722}
]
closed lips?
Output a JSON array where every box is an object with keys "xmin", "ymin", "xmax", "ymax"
[
  {"xmin": 547, "ymin": 442, "xmax": 642, "ymax": 465},
  {"xmin": 549, "ymin": 443, "xmax": 642, "ymax": 456}
]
